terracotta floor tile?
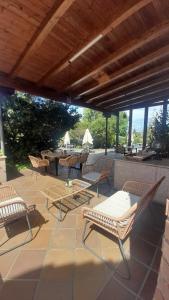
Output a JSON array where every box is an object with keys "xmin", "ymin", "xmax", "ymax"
[
  {"xmin": 7, "ymin": 250, "xmax": 46, "ymax": 279},
  {"xmin": 0, "ymin": 229, "xmax": 29, "ymax": 250},
  {"xmin": 73, "ymin": 278, "xmax": 109, "ymax": 300},
  {"xmin": 129, "ymin": 236, "xmax": 156, "ymax": 266},
  {"xmin": 151, "ymin": 249, "xmax": 162, "ymax": 273},
  {"xmin": 76, "ymin": 227, "xmax": 101, "ymax": 251},
  {"xmin": 97, "ymin": 277, "xmax": 136, "ymax": 300},
  {"xmin": 101, "ymin": 246, "xmax": 122, "ymax": 270},
  {"xmin": 140, "ymin": 271, "xmax": 158, "ymax": 300},
  {"xmin": 0, "ymin": 249, "xmax": 19, "ymax": 279},
  {"xmin": 115, "ymin": 257, "xmax": 148, "ymax": 294},
  {"xmin": 41, "ymin": 249, "xmax": 75, "ymax": 282},
  {"xmin": 135, "ymin": 225, "xmax": 162, "ymax": 247},
  {"xmin": 58, "ymin": 214, "xmax": 77, "ymax": 229},
  {"xmin": 0, "ymin": 280, "xmax": 37, "ymax": 300},
  {"xmin": 74, "ymin": 248, "xmax": 110, "ymax": 282},
  {"xmin": 51, "ymin": 228, "xmax": 76, "ymax": 249},
  {"xmin": 23, "ymin": 228, "xmax": 51, "ymax": 250},
  {"xmin": 34, "ymin": 280, "xmax": 72, "ymax": 300}
]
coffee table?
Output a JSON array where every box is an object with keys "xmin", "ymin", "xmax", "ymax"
[{"xmin": 41, "ymin": 179, "xmax": 91, "ymax": 221}]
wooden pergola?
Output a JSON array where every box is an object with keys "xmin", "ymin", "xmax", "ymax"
[{"xmin": 0, "ymin": 0, "xmax": 169, "ymax": 150}]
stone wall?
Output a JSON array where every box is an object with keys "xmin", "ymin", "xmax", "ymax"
[
  {"xmin": 113, "ymin": 159, "xmax": 169, "ymax": 204},
  {"xmin": 0, "ymin": 155, "xmax": 7, "ymax": 182}
]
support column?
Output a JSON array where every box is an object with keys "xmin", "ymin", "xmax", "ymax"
[
  {"xmin": 128, "ymin": 109, "xmax": 133, "ymax": 147},
  {"xmin": 0, "ymin": 100, "xmax": 5, "ymax": 154},
  {"xmin": 143, "ymin": 106, "xmax": 148, "ymax": 149},
  {"xmin": 116, "ymin": 112, "xmax": 119, "ymax": 148},
  {"xmin": 105, "ymin": 116, "xmax": 108, "ymax": 155},
  {"xmin": 162, "ymin": 100, "xmax": 168, "ymax": 128},
  {"xmin": 103, "ymin": 112, "xmax": 111, "ymax": 156}
]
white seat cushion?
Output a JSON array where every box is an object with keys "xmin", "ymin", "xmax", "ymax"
[
  {"xmin": 94, "ymin": 191, "xmax": 140, "ymax": 218},
  {"xmin": 0, "ymin": 197, "xmax": 26, "ymax": 219},
  {"xmin": 82, "ymin": 171, "xmax": 101, "ymax": 183}
]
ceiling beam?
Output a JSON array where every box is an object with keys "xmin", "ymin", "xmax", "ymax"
[
  {"xmin": 10, "ymin": 0, "xmax": 75, "ymax": 77},
  {"xmin": 81, "ymin": 62, "xmax": 169, "ymax": 104},
  {"xmin": 0, "ymin": 72, "xmax": 104, "ymax": 112},
  {"xmin": 113, "ymin": 94, "xmax": 169, "ymax": 112},
  {"xmin": 96, "ymin": 76, "xmax": 169, "ymax": 107},
  {"xmin": 38, "ymin": 0, "xmax": 152, "ymax": 85},
  {"xmin": 106, "ymin": 86, "xmax": 169, "ymax": 110},
  {"xmin": 66, "ymin": 20, "xmax": 169, "ymax": 93},
  {"xmin": 83, "ymin": 43, "xmax": 169, "ymax": 104}
]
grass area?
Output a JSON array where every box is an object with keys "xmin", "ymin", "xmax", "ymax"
[{"xmin": 15, "ymin": 161, "xmax": 31, "ymax": 171}]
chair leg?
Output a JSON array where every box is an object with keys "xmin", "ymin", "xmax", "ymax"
[
  {"xmin": 0, "ymin": 214, "xmax": 33, "ymax": 256},
  {"xmin": 82, "ymin": 220, "xmax": 131, "ymax": 279},
  {"xmin": 96, "ymin": 183, "xmax": 99, "ymax": 197},
  {"xmin": 117, "ymin": 237, "xmax": 131, "ymax": 280}
]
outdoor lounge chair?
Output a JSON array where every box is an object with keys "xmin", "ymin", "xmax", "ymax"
[
  {"xmin": 82, "ymin": 176, "xmax": 165, "ymax": 278},
  {"xmin": 59, "ymin": 155, "xmax": 81, "ymax": 179},
  {"xmin": 28, "ymin": 155, "xmax": 49, "ymax": 178},
  {"xmin": 82, "ymin": 156, "xmax": 113, "ymax": 196},
  {"xmin": 0, "ymin": 184, "xmax": 35, "ymax": 255}
]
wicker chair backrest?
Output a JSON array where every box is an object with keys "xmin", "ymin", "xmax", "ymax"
[{"xmin": 28, "ymin": 155, "xmax": 41, "ymax": 168}]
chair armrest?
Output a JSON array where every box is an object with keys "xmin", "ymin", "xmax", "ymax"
[
  {"xmin": 39, "ymin": 159, "xmax": 49, "ymax": 167},
  {"xmin": 122, "ymin": 180, "xmax": 153, "ymax": 196},
  {"xmin": 0, "ymin": 185, "xmax": 17, "ymax": 201}
]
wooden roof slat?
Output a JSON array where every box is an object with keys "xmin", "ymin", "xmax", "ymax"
[
  {"xmin": 38, "ymin": 0, "xmax": 152, "ymax": 84},
  {"xmin": 83, "ymin": 62, "xmax": 169, "ymax": 105},
  {"xmin": 96, "ymin": 76, "xmax": 169, "ymax": 107},
  {"xmin": 83, "ymin": 43, "xmax": 169, "ymax": 104},
  {"xmin": 113, "ymin": 92, "xmax": 169, "ymax": 112},
  {"xmin": 106, "ymin": 84, "xmax": 169, "ymax": 110},
  {"xmin": 10, "ymin": 0, "xmax": 76, "ymax": 77},
  {"xmin": 67, "ymin": 20, "xmax": 169, "ymax": 93}
]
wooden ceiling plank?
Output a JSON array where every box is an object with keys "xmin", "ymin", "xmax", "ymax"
[
  {"xmin": 106, "ymin": 85, "xmax": 169, "ymax": 110},
  {"xmin": 96, "ymin": 76, "xmax": 169, "ymax": 107},
  {"xmin": 85, "ymin": 43, "xmax": 169, "ymax": 103},
  {"xmin": 83, "ymin": 62, "xmax": 169, "ymax": 105},
  {"xmin": 68, "ymin": 20, "xmax": 169, "ymax": 93},
  {"xmin": 38, "ymin": 0, "xmax": 152, "ymax": 84},
  {"xmin": 10, "ymin": 0, "xmax": 76, "ymax": 77},
  {"xmin": 112, "ymin": 93, "xmax": 169, "ymax": 112}
]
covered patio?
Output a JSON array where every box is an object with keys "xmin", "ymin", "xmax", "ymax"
[{"xmin": 0, "ymin": 1, "xmax": 169, "ymax": 299}]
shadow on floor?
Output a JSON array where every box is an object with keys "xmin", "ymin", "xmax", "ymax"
[{"xmin": 0, "ymin": 203, "xmax": 165, "ymax": 300}]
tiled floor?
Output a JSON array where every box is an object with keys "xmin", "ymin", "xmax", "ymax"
[{"xmin": 0, "ymin": 167, "xmax": 165, "ymax": 300}]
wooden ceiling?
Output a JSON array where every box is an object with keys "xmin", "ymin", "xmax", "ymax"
[{"xmin": 1, "ymin": 0, "xmax": 169, "ymax": 112}]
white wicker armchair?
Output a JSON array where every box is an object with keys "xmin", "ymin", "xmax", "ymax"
[
  {"xmin": 82, "ymin": 176, "xmax": 165, "ymax": 278},
  {"xmin": 0, "ymin": 184, "xmax": 35, "ymax": 255}
]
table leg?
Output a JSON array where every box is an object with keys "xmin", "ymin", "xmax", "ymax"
[{"xmin": 55, "ymin": 157, "xmax": 59, "ymax": 176}]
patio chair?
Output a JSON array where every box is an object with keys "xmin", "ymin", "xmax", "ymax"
[
  {"xmin": 59, "ymin": 155, "xmax": 81, "ymax": 179},
  {"xmin": 41, "ymin": 149, "xmax": 55, "ymax": 161},
  {"xmin": 82, "ymin": 156, "xmax": 113, "ymax": 196},
  {"xmin": 0, "ymin": 184, "xmax": 35, "ymax": 255},
  {"xmin": 28, "ymin": 155, "xmax": 49, "ymax": 178},
  {"xmin": 82, "ymin": 176, "xmax": 165, "ymax": 279}
]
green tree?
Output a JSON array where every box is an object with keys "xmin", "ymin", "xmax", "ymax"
[
  {"xmin": 147, "ymin": 109, "xmax": 169, "ymax": 150},
  {"xmin": 3, "ymin": 93, "xmax": 80, "ymax": 161}
]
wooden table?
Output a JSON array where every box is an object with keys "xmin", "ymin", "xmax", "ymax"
[{"xmin": 41, "ymin": 179, "xmax": 91, "ymax": 221}]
